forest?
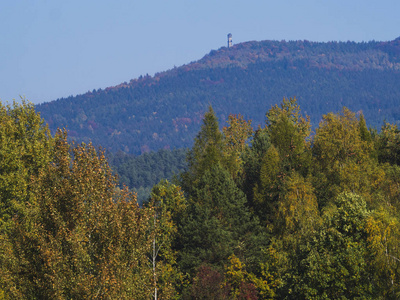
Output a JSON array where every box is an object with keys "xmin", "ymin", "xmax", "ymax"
[
  {"xmin": 36, "ymin": 38, "xmax": 400, "ymax": 155},
  {"xmin": 1, "ymin": 98, "xmax": 400, "ymax": 299},
  {"xmin": 108, "ymin": 148, "xmax": 187, "ymax": 204}
]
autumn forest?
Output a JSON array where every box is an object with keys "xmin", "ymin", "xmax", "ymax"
[{"xmin": 1, "ymin": 97, "xmax": 400, "ymax": 299}]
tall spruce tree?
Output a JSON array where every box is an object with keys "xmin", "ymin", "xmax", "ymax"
[
  {"xmin": 179, "ymin": 165, "xmax": 265, "ymax": 276},
  {"xmin": 179, "ymin": 107, "xmax": 266, "ymax": 279},
  {"xmin": 242, "ymin": 127, "xmax": 271, "ymax": 210},
  {"xmin": 185, "ymin": 106, "xmax": 224, "ymax": 183}
]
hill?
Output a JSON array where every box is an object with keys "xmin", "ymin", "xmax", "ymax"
[
  {"xmin": 36, "ymin": 37, "xmax": 400, "ymax": 154},
  {"xmin": 108, "ymin": 148, "xmax": 187, "ymax": 203}
]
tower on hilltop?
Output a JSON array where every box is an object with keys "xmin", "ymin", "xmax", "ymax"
[{"xmin": 227, "ymin": 33, "xmax": 232, "ymax": 48}]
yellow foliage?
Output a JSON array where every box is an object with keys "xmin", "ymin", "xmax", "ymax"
[
  {"xmin": 222, "ymin": 114, "xmax": 253, "ymax": 181},
  {"xmin": 224, "ymin": 251, "xmax": 282, "ymax": 299},
  {"xmin": 277, "ymin": 173, "xmax": 320, "ymax": 234},
  {"xmin": 365, "ymin": 207, "xmax": 400, "ymax": 294},
  {"xmin": 225, "ymin": 254, "xmax": 246, "ymax": 292},
  {"xmin": 366, "ymin": 208, "xmax": 400, "ymax": 260},
  {"xmin": 253, "ymin": 246, "xmax": 283, "ymax": 299}
]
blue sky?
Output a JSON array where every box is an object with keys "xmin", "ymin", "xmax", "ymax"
[{"xmin": 1, "ymin": 0, "xmax": 400, "ymax": 104}]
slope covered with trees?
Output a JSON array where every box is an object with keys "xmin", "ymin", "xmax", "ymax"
[
  {"xmin": 3, "ymin": 99, "xmax": 400, "ymax": 299},
  {"xmin": 108, "ymin": 148, "xmax": 187, "ymax": 204},
  {"xmin": 36, "ymin": 38, "xmax": 400, "ymax": 154}
]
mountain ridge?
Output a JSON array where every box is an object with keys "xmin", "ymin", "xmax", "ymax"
[
  {"xmin": 78, "ymin": 37, "xmax": 400, "ymax": 95},
  {"xmin": 36, "ymin": 38, "xmax": 400, "ymax": 154}
]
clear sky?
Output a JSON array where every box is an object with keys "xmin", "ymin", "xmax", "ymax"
[{"xmin": 1, "ymin": 0, "xmax": 400, "ymax": 104}]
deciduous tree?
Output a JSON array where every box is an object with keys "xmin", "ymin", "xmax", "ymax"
[
  {"xmin": 1, "ymin": 131, "xmax": 152, "ymax": 299},
  {"xmin": 146, "ymin": 180, "xmax": 187, "ymax": 299},
  {"xmin": 0, "ymin": 100, "xmax": 53, "ymax": 229},
  {"xmin": 222, "ymin": 114, "xmax": 253, "ymax": 183}
]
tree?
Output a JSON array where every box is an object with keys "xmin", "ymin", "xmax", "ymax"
[
  {"xmin": 1, "ymin": 131, "xmax": 153, "ymax": 299},
  {"xmin": 312, "ymin": 107, "xmax": 377, "ymax": 206},
  {"xmin": 0, "ymin": 100, "xmax": 53, "ymax": 229},
  {"xmin": 266, "ymin": 97, "xmax": 311, "ymax": 176},
  {"xmin": 185, "ymin": 265, "xmax": 229, "ymax": 300},
  {"xmin": 178, "ymin": 165, "xmax": 265, "ymax": 276},
  {"xmin": 359, "ymin": 113, "xmax": 372, "ymax": 143},
  {"xmin": 313, "ymin": 108, "xmax": 370, "ymax": 171},
  {"xmin": 376, "ymin": 122, "xmax": 400, "ymax": 165},
  {"xmin": 145, "ymin": 180, "xmax": 187, "ymax": 299},
  {"xmin": 242, "ymin": 127, "xmax": 271, "ymax": 209},
  {"xmin": 275, "ymin": 173, "xmax": 320, "ymax": 236},
  {"xmin": 281, "ymin": 192, "xmax": 373, "ymax": 299},
  {"xmin": 222, "ymin": 114, "xmax": 253, "ymax": 184},
  {"xmin": 223, "ymin": 254, "xmax": 258, "ymax": 300},
  {"xmin": 366, "ymin": 207, "xmax": 400, "ymax": 297},
  {"xmin": 252, "ymin": 98, "xmax": 312, "ymax": 223},
  {"xmin": 252, "ymin": 145, "xmax": 280, "ymax": 223},
  {"xmin": 185, "ymin": 106, "xmax": 224, "ymax": 183}
]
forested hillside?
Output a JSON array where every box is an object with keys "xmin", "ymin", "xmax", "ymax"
[
  {"xmin": 36, "ymin": 37, "xmax": 400, "ymax": 154},
  {"xmin": 2, "ymin": 99, "xmax": 400, "ymax": 298},
  {"xmin": 108, "ymin": 148, "xmax": 187, "ymax": 203}
]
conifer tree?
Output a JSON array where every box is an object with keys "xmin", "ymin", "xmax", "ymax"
[
  {"xmin": 185, "ymin": 106, "xmax": 224, "ymax": 181},
  {"xmin": 242, "ymin": 127, "xmax": 271, "ymax": 208},
  {"xmin": 179, "ymin": 107, "xmax": 267, "ymax": 279},
  {"xmin": 179, "ymin": 164, "xmax": 266, "ymax": 282},
  {"xmin": 359, "ymin": 113, "xmax": 372, "ymax": 143},
  {"xmin": 252, "ymin": 145, "xmax": 280, "ymax": 223}
]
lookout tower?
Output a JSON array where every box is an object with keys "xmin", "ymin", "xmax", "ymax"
[{"xmin": 227, "ymin": 33, "xmax": 232, "ymax": 48}]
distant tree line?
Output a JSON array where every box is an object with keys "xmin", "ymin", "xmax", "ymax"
[{"xmin": 108, "ymin": 148, "xmax": 187, "ymax": 204}]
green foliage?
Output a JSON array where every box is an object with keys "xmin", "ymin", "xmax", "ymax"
[
  {"xmin": 376, "ymin": 122, "xmax": 400, "ymax": 165},
  {"xmin": 182, "ymin": 106, "xmax": 226, "ymax": 196},
  {"xmin": 0, "ymin": 100, "xmax": 54, "ymax": 229},
  {"xmin": 109, "ymin": 148, "xmax": 187, "ymax": 204},
  {"xmin": 275, "ymin": 173, "xmax": 320, "ymax": 235},
  {"xmin": 313, "ymin": 108, "xmax": 369, "ymax": 169},
  {"xmin": 266, "ymin": 97, "xmax": 311, "ymax": 176},
  {"xmin": 223, "ymin": 255, "xmax": 258, "ymax": 300},
  {"xmin": 187, "ymin": 106, "xmax": 224, "ymax": 179},
  {"xmin": 145, "ymin": 180, "xmax": 187, "ymax": 299},
  {"xmin": 1, "ymin": 130, "xmax": 154, "ymax": 299},
  {"xmin": 251, "ymin": 98, "xmax": 312, "ymax": 224},
  {"xmin": 253, "ymin": 145, "xmax": 280, "ymax": 222},
  {"xmin": 5, "ymin": 96, "xmax": 400, "ymax": 298},
  {"xmin": 312, "ymin": 107, "xmax": 377, "ymax": 206},
  {"xmin": 242, "ymin": 127, "xmax": 271, "ymax": 208},
  {"xmin": 281, "ymin": 192, "xmax": 373, "ymax": 299},
  {"xmin": 366, "ymin": 206, "xmax": 400, "ymax": 297},
  {"xmin": 222, "ymin": 114, "xmax": 253, "ymax": 184},
  {"xmin": 179, "ymin": 165, "xmax": 265, "ymax": 276},
  {"xmin": 359, "ymin": 113, "xmax": 372, "ymax": 143},
  {"xmin": 36, "ymin": 39, "xmax": 400, "ymax": 155}
]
